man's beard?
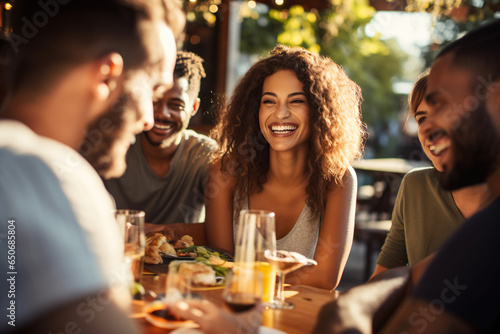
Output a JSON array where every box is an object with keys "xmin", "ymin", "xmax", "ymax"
[
  {"xmin": 439, "ymin": 101, "xmax": 500, "ymax": 190},
  {"xmin": 143, "ymin": 128, "xmax": 179, "ymax": 149},
  {"xmin": 79, "ymin": 92, "xmax": 133, "ymax": 178}
]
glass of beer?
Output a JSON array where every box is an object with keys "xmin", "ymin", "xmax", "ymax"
[
  {"xmin": 235, "ymin": 210, "xmax": 276, "ymax": 305},
  {"xmin": 115, "ymin": 210, "xmax": 145, "ymax": 284}
]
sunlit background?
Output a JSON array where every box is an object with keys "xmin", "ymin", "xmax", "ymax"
[{"xmin": 1, "ymin": 0, "xmax": 499, "ymax": 159}]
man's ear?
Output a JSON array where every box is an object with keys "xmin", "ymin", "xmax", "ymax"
[
  {"xmin": 95, "ymin": 53, "xmax": 124, "ymax": 102},
  {"xmin": 191, "ymin": 98, "xmax": 201, "ymax": 117}
]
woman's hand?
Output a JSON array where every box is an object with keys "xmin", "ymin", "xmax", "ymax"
[{"xmin": 169, "ymin": 299, "xmax": 262, "ymax": 334}]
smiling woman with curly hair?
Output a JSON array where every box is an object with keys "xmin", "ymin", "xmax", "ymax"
[{"xmin": 205, "ymin": 44, "xmax": 365, "ymax": 289}]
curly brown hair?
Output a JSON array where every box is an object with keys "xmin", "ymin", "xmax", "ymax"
[{"xmin": 211, "ymin": 44, "xmax": 365, "ymax": 217}]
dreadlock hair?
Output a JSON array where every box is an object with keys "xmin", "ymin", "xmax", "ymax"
[{"xmin": 174, "ymin": 51, "xmax": 206, "ymax": 99}]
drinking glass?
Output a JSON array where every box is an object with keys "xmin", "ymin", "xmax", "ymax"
[
  {"xmin": 264, "ymin": 250, "xmax": 317, "ymax": 310},
  {"xmin": 165, "ymin": 264, "xmax": 193, "ymax": 303},
  {"xmin": 144, "ymin": 261, "xmax": 199, "ymax": 329},
  {"xmin": 235, "ymin": 210, "xmax": 276, "ymax": 304},
  {"xmin": 115, "ymin": 210, "xmax": 145, "ymax": 284},
  {"xmin": 223, "ymin": 267, "xmax": 263, "ymax": 313}
]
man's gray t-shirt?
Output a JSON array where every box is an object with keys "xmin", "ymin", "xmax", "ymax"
[{"xmin": 104, "ymin": 130, "xmax": 216, "ymax": 224}]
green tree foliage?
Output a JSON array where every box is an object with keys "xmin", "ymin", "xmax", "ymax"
[
  {"xmin": 317, "ymin": 0, "xmax": 407, "ymax": 131},
  {"xmin": 419, "ymin": 0, "xmax": 500, "ymax": 69},
  {"xmin": 239, "ymin": 0, "xmax": 408, "ymax": 157}
]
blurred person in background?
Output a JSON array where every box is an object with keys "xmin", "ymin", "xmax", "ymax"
[{"xmin": 0, "ymin": 0, "xmax": 184, "ymax": 332}]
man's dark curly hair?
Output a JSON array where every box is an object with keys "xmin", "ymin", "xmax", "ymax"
[
  {"xmin": 211, "ymin": 44, "xmax": 365, "ymax": 218},
  {"xmin": 174, "ymin": 51, "xmax": 206, "ymax": 99}
]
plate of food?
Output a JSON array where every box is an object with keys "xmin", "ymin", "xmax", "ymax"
[
  {"xmin": 168, "ymin": 260, "xmax": 229, "ymax": 290},
  {"xmin": 176, "ymin": 246, "xmax": 233, "ymax": 262},
  {"xmin": 144, "ymin": 229, "xmax": 233, "ymax": 264},
  {"xmin": 144, "ymin": 229, "xmax": 195, "ymax": 265},
  {"xmin": 143, "ymin": 228, "xmax": 233, "ymax": 280}
]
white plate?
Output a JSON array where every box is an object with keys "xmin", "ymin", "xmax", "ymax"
[
  {"xmin": 259, "ymin": 326, "xmax": 288, "ymax": 334},
  {"xmin": 170, "ymin": 328, "xmax": 203, "ymax": 334},
  {"xmin": 170, "ymin": 326, "xmax": 287, "ymax": 334}
]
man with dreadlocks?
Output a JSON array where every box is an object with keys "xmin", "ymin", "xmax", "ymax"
[{"xmin": 104, "ymin": 51, "xmax": 216, "ymax": 226}]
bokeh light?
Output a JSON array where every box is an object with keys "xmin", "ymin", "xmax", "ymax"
[
  {"xmin": 186, "ymin": 12, "xmax": 196, "ymax": 21},
  {"xmin": 209, "ymin": 4, "xmax": 218, "ymax": 13}
]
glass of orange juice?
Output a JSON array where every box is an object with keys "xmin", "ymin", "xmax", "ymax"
[{"xmin": 235, "ymin": 210, "xmax": 277, "ymax": 305}]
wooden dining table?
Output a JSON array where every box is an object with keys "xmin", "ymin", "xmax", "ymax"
[{"xmin": 131, "ymin": 272, "xmax": 339, "ymax": 334}]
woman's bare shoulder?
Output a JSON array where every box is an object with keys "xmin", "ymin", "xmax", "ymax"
[{"xmin": 327, "ymin": 165, "xmax": 357, "ymax": 192}]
